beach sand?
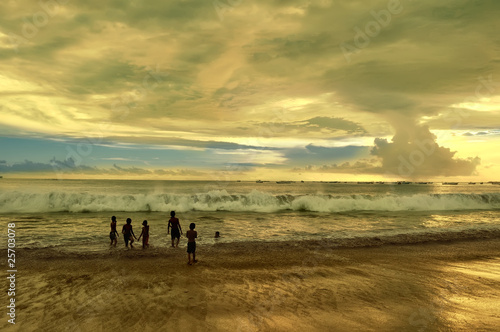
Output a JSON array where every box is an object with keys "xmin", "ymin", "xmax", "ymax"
[{"xmin": 2, "ymin": 238, "xmax": 500, "ymax": 332}]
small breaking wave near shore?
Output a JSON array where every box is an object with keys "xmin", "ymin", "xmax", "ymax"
[{"xmin": 7, "ymin": 227, "xmax": 500, "ymax": 257}]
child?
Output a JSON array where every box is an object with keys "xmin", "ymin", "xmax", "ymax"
[
  {"xmin": 168, "ymin": 211, "xmax": 183, "ymax": 248},
  {"xmin": 186, "ymin": 222, "xmax": 198, "ymax": 265},
  {"xmin": 138, "ymin": 220, "xmax": 150, "ymax": 249},
  {"xmin": 214, "ymin": 231, "xmax": 220, "ymax": 238},
  {"xmin": 122, "ymin": 218, "xmax": 137, "ymax": 248},
  {"xmin": 110, "ymin": 216, "xmax": 119, "ymax": 246}
]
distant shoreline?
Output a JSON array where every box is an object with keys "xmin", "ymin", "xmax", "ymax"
[{"xmin": 2, "ymin": 177, "xmax": 500, "ymax": 184}]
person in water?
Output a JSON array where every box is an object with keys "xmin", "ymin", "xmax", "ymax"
[
  {"xmin": 214, "ymin": 231, "xmax": 220, "ymax": 238},
  {"xmin": 167, "ymin": 211, "xmax": 183, "ymax": 248},
  {"xmin": 138, "ymin": 220, "xmax": 150, "ymax": 249},
  {"xmin": 186, "ymin": 222, "xmax": 198, "ymax": 265},
  {"xmin": 110, "ymin": 216, "xmax": 119, "ymax": 246},
  {"xmin": 122, "ymin": 218, "xmax": 137, "ymax": 248}
]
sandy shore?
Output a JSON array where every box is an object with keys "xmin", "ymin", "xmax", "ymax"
[{"xmin": 2, "ymin": 238, "xmax": 500, "ymax": 332}]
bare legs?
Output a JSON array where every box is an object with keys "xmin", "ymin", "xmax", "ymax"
[
  {"xmin": 188, "ymin": 252, "xmax": 197, "ymax": 265},
  {"xmin": 171, "ymin": 237, "xmax": 180, "ymax": 248}
]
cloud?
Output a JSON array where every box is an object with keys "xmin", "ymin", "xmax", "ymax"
[
  {"xmin": 371, "ymin": 125, "xmax": 481, "ymax": 177},
  {"xmin": 293, "ymin": 159, "xmax": 385, "ymax": 175},
  {"xmin": 112, "ymin": 163, "xmax": 151, "ymax": 175},
  {"xmin": 101, "ymin": 157, "xmax": 135, "ymax": 161},
  {"xmin": 153, "ymin": 168, "xmax": 206, "ymax": 176},
  {"xmin": 316, "ymin": 1, "xmax": 496, "ymax": 176},
  {"xmin": 102, "ymin": 136, "xmax": 279, "ymax": 151},
  {"xmin": 463, "ymin": 131, "xmax": 489, "ymax": 137},
  {"xmin": 0, "ymin": 157, "xmax": 252, "ymax": 178},
  {"xmin": 0, "ymin": 157, "xmax": 212, "ymax": 178},
  {"xmin": 224, "ymin": 116, "xmax": 367, "ymax": 141},
  {"xmin": 69, "ymin": 60, "xmax": 147, "ymax": 95},
  {"xmin": 305, "ymin": 117, "xmax": 365, "ymax": 133},
  {"xmin": 0, "ymin": 0, "xmax": 498, "ymax": 178},
  {"xmin": 0, "ymin": 158, "xmax": 94, "ymax": 173},
  {"xmin": 284, "ymin": 144, "xmax": 370, "ymax": 166}
]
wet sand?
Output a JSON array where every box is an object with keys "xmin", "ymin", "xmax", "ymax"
[{"xmin": 2, "ymin": 238, "xmax": 500, "ymax": 332}]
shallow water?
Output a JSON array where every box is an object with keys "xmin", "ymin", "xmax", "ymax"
[{"xmin": 1, "ymin": 179, "xmax": 500, "ymax": 252}]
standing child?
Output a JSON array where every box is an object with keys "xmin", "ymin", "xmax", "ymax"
[
  {"xmin": 138, "ymin": 220, "xmax": 150, "ymax": 249},
  {"xmin": 168, "ymin": 211, "xmax": 183, "ymax": 248},
  {"xmin": 109, "ymin": 216, "xmax": 119, "ymax": 246},
  {"xmin": 122, "ymin": 218, "xmax": 137, "ymax": 248},
  {"xmin": 186, "ymin": 223, "xmax": 198, "ymax": 265}
]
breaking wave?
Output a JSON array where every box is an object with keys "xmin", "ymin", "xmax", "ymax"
[{"xmin": 2, "ymin": 189, "xmax": 500, "ymax": 214}]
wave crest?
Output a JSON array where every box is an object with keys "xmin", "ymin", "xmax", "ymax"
[{"xmin": 1, "ymin": 190, "xmax": 499, "ymax": 213}]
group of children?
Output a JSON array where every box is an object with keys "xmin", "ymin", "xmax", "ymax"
[{"xmin": 109, "ymin": 211, "xmax": 198, "ymax": 265}]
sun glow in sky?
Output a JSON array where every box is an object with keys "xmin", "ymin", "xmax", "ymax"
[{"xmin": 0, "ymin": 0, "xmax": 499, "ymax": 180}]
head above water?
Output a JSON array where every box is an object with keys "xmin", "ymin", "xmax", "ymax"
[
  {"xmin": 170, "ymin": 211, "xmax": 175, "ymax": 217},
  {"xmin": 215, "ymin": 231, "xmax": 220, "ymax": 238},
  {"xmin": 189, "ymin": 223, "xmax": 195, "ymax": 230},
  {"xmin": 142, "ymin": 220, "xmax": 148, "ymax": 226},
  {"xmin": 126, "ymin": 218, "xmax": 132, "ymax": 224}
]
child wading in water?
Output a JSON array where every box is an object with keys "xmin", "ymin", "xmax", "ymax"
[
  {"xmin": 138, "ymin": 220, "xmax": 150, "ymax": 249},
  {"xmin": 110, "ymin": 216, "xmax": 119, "ymax": 246},
  {"xmin": 122, "ymin": 218, "xmax": 137, "ymax": 248},
  {"xmin": 186, "ymin": 223, "xmax": 198, "ymax": 265},
  {"xmin": 168, "ymin": 211, "xmax": 183, "ymax": 248}
]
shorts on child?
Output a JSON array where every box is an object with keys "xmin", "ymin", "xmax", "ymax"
[
  {"xmin": 171, "ymin": 228, "xmax": 180, "ymax": 240},
  {"xmin": 187, "ymin": 242, "xmax": 196, "ymax": 253}
]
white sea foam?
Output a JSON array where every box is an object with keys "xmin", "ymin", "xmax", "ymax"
[{"xmin": 1, "ymin": 189, "xmax": 499, "ymax": 213}]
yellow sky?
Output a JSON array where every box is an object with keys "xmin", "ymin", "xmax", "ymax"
[{"xmin": 1, "ymin": 0, "xmax": 499, "ymax": 180}]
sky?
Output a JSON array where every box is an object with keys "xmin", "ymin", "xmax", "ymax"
[{"xmin": 0, "ymin": 0, "xmax": 499, "ymax": 181}]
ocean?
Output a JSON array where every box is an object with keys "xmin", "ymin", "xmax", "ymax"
[{"xmin": 1, "ymin": 179, "xmax": 500, "ymax": 252}]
